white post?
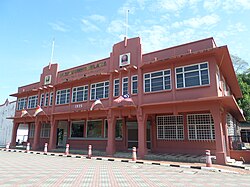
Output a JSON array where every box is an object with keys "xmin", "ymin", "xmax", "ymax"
[
  {"xmin": 44, "ymin": 143, "xmax": 48, "ymax": 154},
  {"xmin": 88, "ymin": 145, "xmax": 92, "ymax": 158},
  {"xmin": 26, "ymin": 142, "xmax": 30, "ymax": 153},
  {"xmin": 206, "ymin": 150, "xmax": 212, "ymax": 167},
  {"xmin": 65, "ymin": 144, "xmax": 69, "ymax": 155},
  {"xmin": 132, "ymin": 147, "xmax": 137, "ymax": 161}
]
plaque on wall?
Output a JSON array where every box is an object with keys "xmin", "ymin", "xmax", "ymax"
[
  {"xmin": 119, "ymin": 53, "xmax": 130, "ymax": 67},
  {"xmin": 44, "ymin": 75, "xmax": 52, "ymax": 85}
]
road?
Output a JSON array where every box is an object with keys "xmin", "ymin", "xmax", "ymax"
[{"xmin": 0, "ymin": 151, "xmax": 249, "ymax": 186}]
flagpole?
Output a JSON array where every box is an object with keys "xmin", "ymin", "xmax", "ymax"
[
  {"xmin": 125, "ymin": 9, "xmax": 129, "ymax": 38},
  {"xmin": 49, "ymin": 38, "xmax": 55, "ymax": 69}
]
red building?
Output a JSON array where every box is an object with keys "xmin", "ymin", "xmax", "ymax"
[{"xmin": 10, "ymin": 37, "xmax": 245, "ymax": 165}]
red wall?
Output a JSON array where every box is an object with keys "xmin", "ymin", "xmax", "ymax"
[{"xmin": 230, "ymin": 150, "xmax": 250, "ymax": 163}]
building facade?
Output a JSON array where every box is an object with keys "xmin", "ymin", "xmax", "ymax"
[
  {"xmin": 0, "ymin": 99, "xmax": 16, "ymax": 146},
  {"xmin": 10, "ymin": 37, "xmax": 245, "ymax": 165}
]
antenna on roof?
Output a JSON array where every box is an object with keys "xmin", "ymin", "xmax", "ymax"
[
  {"xmin": 125, "ymin": 9, "xmax": 129, "ymax": 38},
  {"xmin": 49, "ymin": 38, "xmax": 55, "ymax": 69}
]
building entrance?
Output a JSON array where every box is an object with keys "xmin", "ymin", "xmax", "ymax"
[
  {"xmin": 127, "ymin": 121, "xmax": 151, "ymax": 149},
  {"xmin": 57, "ymin": 121, "xmax": 68, "ymax": 148}
]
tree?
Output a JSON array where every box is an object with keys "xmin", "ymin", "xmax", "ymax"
[
  {"xmin": 236, "ymin": 69, "xmax": 250, "ymax": 122},
  {"xmin": 231, "ymin": 54, "xmax": 248, "ymax": 74}
]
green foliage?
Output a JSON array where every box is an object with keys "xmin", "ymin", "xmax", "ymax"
[{"xmin": 237, "ymin": 71, "xmax": 250, "ymax": 122}]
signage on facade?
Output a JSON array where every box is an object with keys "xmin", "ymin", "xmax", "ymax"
[
  {"xmin": 44, "ymin": 75, "xmax": 52, "ymax": 85},
  {"xmin": 59, "ymin": 61, "xmax": 107, "ymax": 78},
  {"xmin": 119, "ymin": 53, "xmax": 130, "ymax": 67}
]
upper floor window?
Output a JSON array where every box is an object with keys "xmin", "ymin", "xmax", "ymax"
[
  {"xmin": 27, "ymin": 95, "xmax": 38, "ymax": 109},
  {"xmin": 72, "ymin": 85, "xmax": 88, "ymax": 103},
  {"xmin": 56, "ymin": 89, "xmax": 70, "ymax": 105},
  {"xmin": 40, "ymin": 93, "xmax": 45, "ymax": 107},
  {"xmin": 144, "ymin": 70, "xmax": 171, "ymax": 93},
  {"xmin": 176, "ymin": 62, "xmax": 209, "ymax": 89},
  {"xmin": 91, "ymin": 81, "xmax": 109, "ymax": 100},
  {"xmin": 45, "ymin": 93, "xmax": 49, "ymax": 106},
  {"xmin": 49, "ymin": 92, "xmax": 53, "ymax": 106},
  {"xmin": 17, "ymin": 97, "xmax": 27, "ymax": 110},
  {"xmin": 122, "ymin": 77, "xmax": 128, "ymax": 95},
  {"xmin": 113, "ymin": 79, "xmax": 119, "ymax": 97},
  {"xmin": 131, "ymin": 75, "xmax": 138, "ymax": 94}
]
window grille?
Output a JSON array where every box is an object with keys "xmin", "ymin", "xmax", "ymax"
[
  {"xmin": 157, "ymin": 115, "xmax": 184, "ymax": 140},
  {"xmin": 187, "ymin": 114, "xmax": 215, "ymax": 140},
  {"xmin": 40, "ymin": 123, "xmax": 50, "ymax": 138}
]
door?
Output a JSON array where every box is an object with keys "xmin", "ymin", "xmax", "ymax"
[
  {"xmin": 57, "ymin": 121, "xmax": 68, "ymax": 147},
  {"xmin": 127, "ymin": 121, "xmax": 151, "ymax": 149}
]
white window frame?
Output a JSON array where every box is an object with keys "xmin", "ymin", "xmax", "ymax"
[
  {"xmin": 40, "ymin": 123, "xmax": 50, "ymax": 138},
  {"xmin": 144, "ymin": 69, "xmax": 171, "ymax": 93},
  {"xmin": 49, "ymin": 92, "xmax": 53, "ymax": 106},
  {"xmin": 29, "ymin": 123, "xmax": 35, "ymax": 138},
  {"xmin": 40, "ymin": 93, "xmax": 45, "ymax": 107},
  {"xmin": 122, "ymin": 77, "xmax": 129, "ymax": 95},
  {"xmin": 113, "ymin": 79, "xmax": 120, "ymax": 97},
  {"xmin": 72, "ymin": 85, "xmax": 88, "ymax": 103},
  {"xmin": 187, "ymin": 114, "xmax": 215, "ymax": 141},
  {"xmin": 17, "ymin": 97, "xmax": 27, "ymax": 110},
  {"xmin": 156, "ymin": 115, "xmax": 184, "ymax": 140},
  {"xmin": 175, "ymin": 62, "xmax": 210, "ymax": 89},
  {"xmin": 27, "ymin": 95, "xmax": 38, "ymax": 109},
  {"xmin": 131, "ymin": 75, "xmax": 138, "ymax": 95},
  {"xmin": 56, "ymin": 88, "xmax": 70, "ymax": 105},
  {"xmin": 90, "ymin": 81, "xmax": 109, "ymax": 100}
]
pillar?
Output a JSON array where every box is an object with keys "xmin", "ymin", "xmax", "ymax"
[
  {"xmin": 222, "ymin": 112, "xmax": 230, "ymax": 156},
  {"xmin": 106, "ymin": 111, "xmax": 116, "ymax": 155},
  {"xmin": 10, "ymin": 122, "xmax": 19, "ymax": 147},
  {"xmin": 32, "ymin": 119, "xmax": 42, "ymax": 150},
  {"xmin": 48, "ymin": 120, "xmax": 58, "ymax": 150},
  {"xmin": 211, "ymin": 106, "xmax": 227, "ymax": 165},
  {"xmin": 137, "ymin": 108, "xmax": 148, "ymax": 158},
  {"xmin": 150, "ymin": 115, "xmax": 157, "ymax": 152}
]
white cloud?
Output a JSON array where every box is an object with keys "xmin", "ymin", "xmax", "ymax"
[
  {"xmin": 172, "ymin": 14, "xmax": 220, "ymax": 29},
  {"xmin": 48, "ymin": 21, "xmax": 69, "ymax": 32},
  {"xmin": 203, "ymin": 0, "xmax": 221, "ymax": 11},
  {"xmin": 107, "ymin": 20, "xmax": 126, "ymax": 35},
  {"xmin": 81, "ymin": 19, "xmax": 100, "ymax": 32},
  {"xmin": 223, "ymin": 0, "xmax": 250, "ymax": 12},
  {"xmin": 88, "ymin": 14, "xmax": 106, "ymax": 22}
]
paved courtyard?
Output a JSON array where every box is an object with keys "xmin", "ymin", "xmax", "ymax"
[{"xmin": 0, "ymin": 151, "xmax": 249, "ymax": 187}]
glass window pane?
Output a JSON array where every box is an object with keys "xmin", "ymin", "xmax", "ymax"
[{"xmin": 87, "ymin": 120, "xmax": 102, "ymax": 138}]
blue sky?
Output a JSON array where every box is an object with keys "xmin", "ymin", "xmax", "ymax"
[{"xmin": 1, "ymin": 0, "xmax": 250, "ymax": 104}]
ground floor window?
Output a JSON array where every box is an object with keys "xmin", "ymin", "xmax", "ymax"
[
  {"xmin": 87, "ymin": 120, "xmax": 102, "ymax": 138},
  {"xmin": 40, "ymin": 123, "xmax": 50, "ymax": 138},
  {"xmin": 241, "ymin": 129, "xmax": 250, "ymax": 143},
  {"xmin": 187, "ymin": 114, "xmax": 215, "ymax": 140},
  {"xmin": 70, "ymin": 121, "xmax": 85, "ymax": 138},
  {"xmin": 29, "ymin": 123, "xmax": 35, "ymax": 138},
  {"xmin": 156, "ymin": 115, "xmax": 184, "ymax": 140},
  {"xmin": 104, "ymin": 119, "xmax": 123, "ymax": 139}
]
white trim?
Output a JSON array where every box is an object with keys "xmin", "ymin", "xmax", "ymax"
[
  {"xmin": 122, "ymin": 77, "xmax": 129, "ymax": 95},
  {"xmin": 72, "ymin": 85, "xmax": 88, "ymax": 103},
  {"xmin": 131, "ymin": 75, "xmax": 138, "ymax": 95},
  {"xmin": 113, "ymin": 79, "xmax": 119, "ymax": 97},
  {"xmin": 90, "ymin": 81, "xmax": 109, "ymax": 100},
  {"xmin": 56, "ymin": 88, "xmax": 70, "ymax": 105},
  {"xmin": 175, "ymin": 62, "xmax": 210, "ymax": 89}
]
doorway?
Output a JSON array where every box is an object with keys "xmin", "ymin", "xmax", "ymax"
[
  {"xmin": 127, "ymin": 121, "xmax": 151, "ymax": 149},
  {"xmin": 57, "ymin": 121, "xmax": 68, "ymax": 148}
]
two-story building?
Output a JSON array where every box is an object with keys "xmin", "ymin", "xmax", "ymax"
[{"xmin": 10, "ymin": 37, "xmax": 245, "ymax": 165}]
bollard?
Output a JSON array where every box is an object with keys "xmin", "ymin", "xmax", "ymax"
[
  {"xmin": 132, "ymin": 147, "xmax": 137, "ymax": 161},
  {"xmin": 206, "ymin": 150, "xmax": 212, "ymax": 167},
  {"xmin": 88, "ymin": 145, "xmax": 92, "ymax": 158},
  {"xmin": 6, "ymin": 142, "xmax": 10, "ymax": 150},
  {"xmin": 44, "ymin": 143, "xmax": 48, "ymax": 154},
  {"xmin": 26, "ymin": 142, "xmax": 30, "ymax": 153},
  {"xmin": 65, "ymin": 144, "xmax": 69, "ymax": 155}
]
